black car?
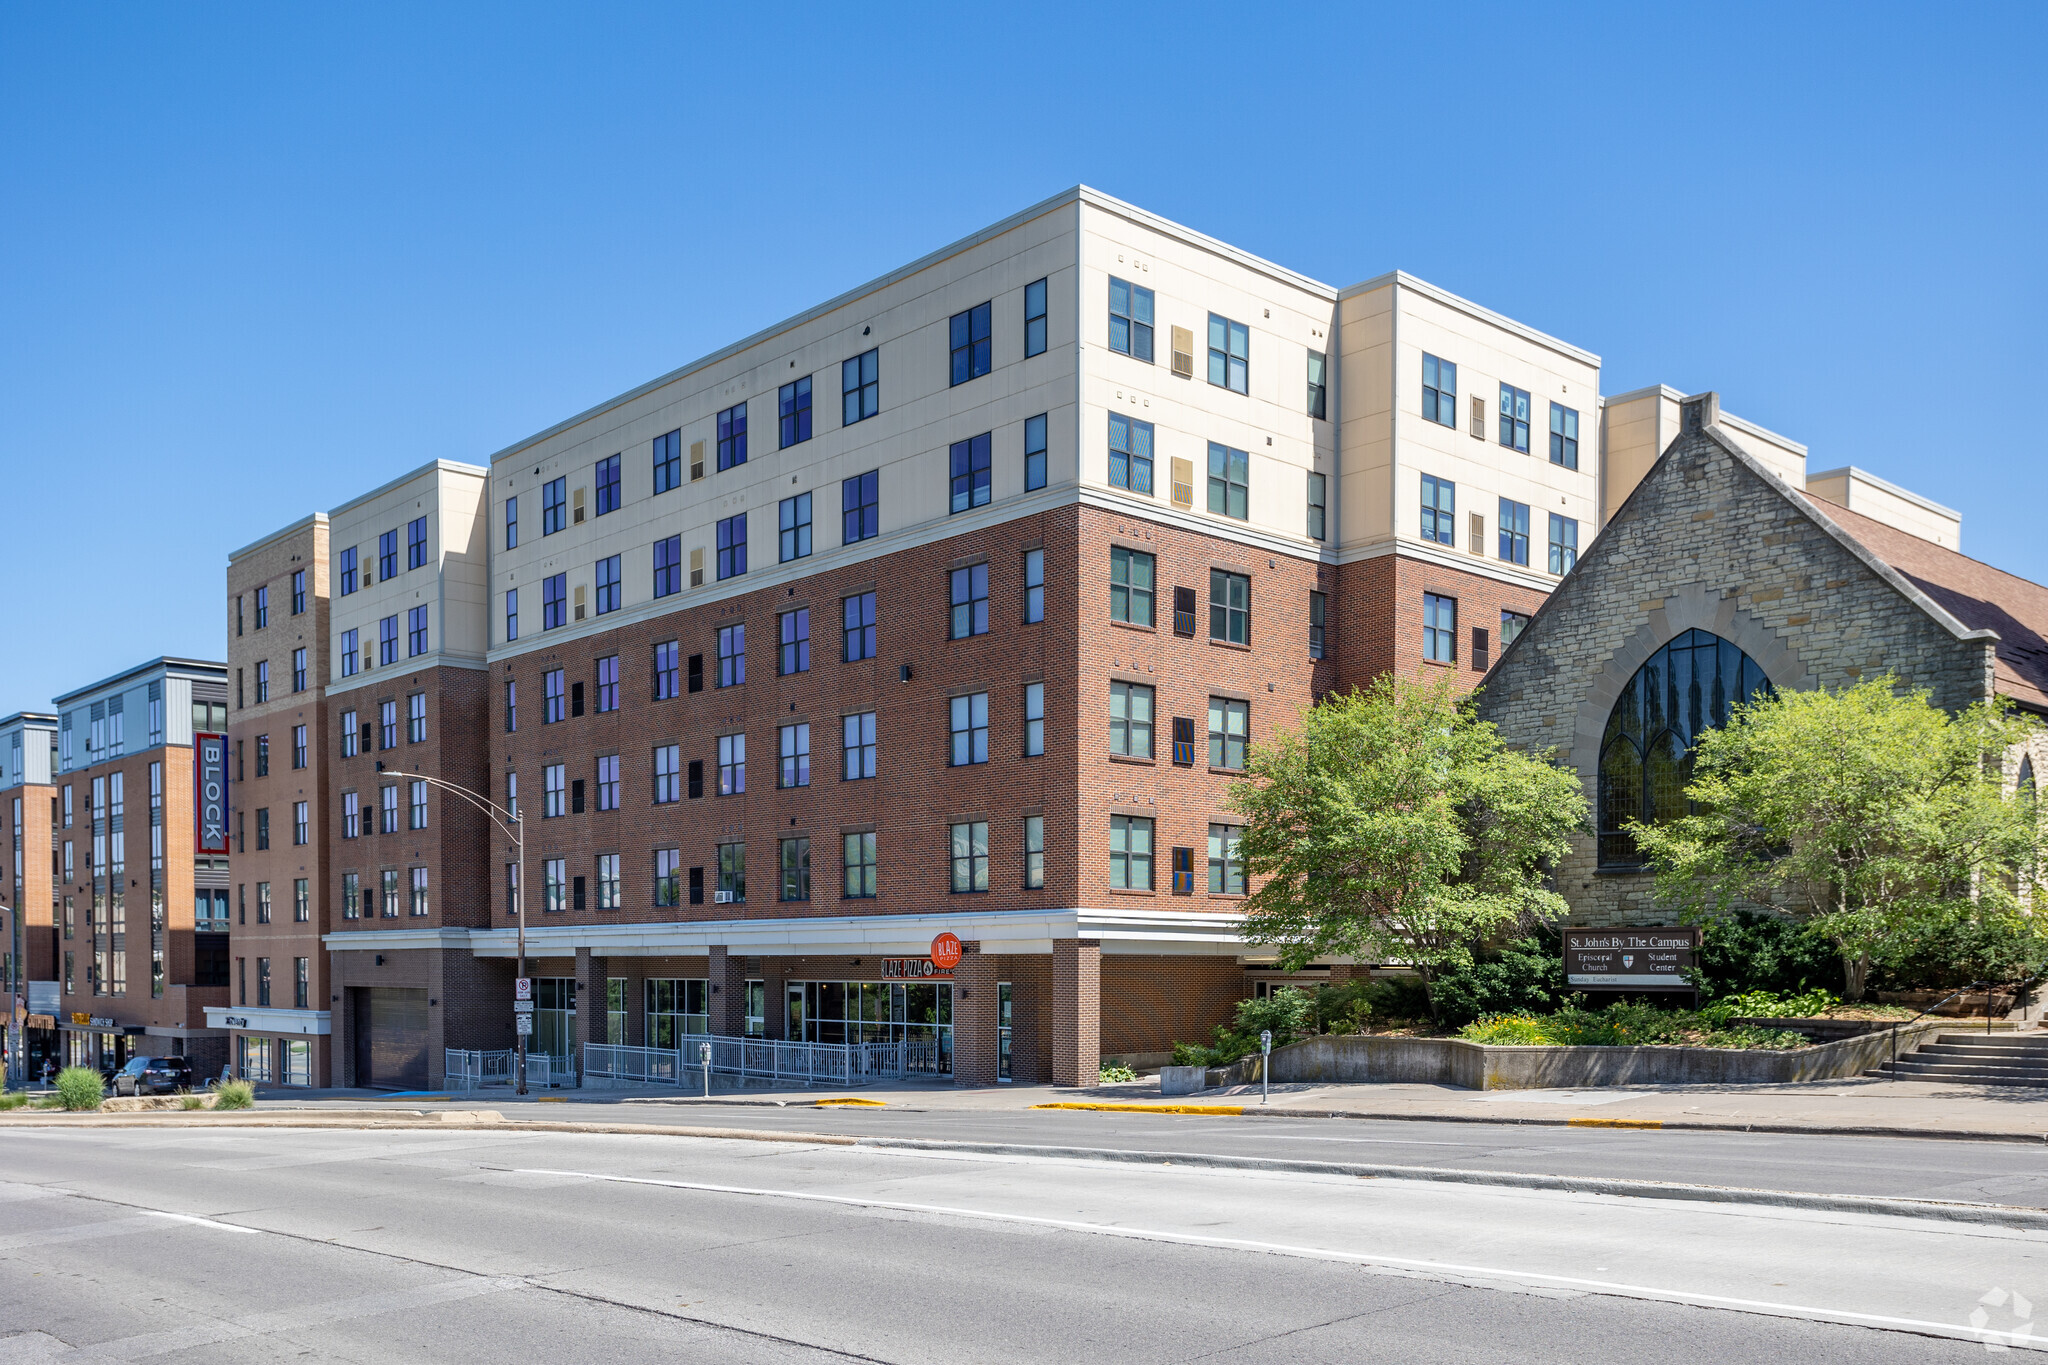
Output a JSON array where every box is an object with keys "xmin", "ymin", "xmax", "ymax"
[{"xmin": 112, "ymin": 1056, "xmax": 195, "ymax": 1096}]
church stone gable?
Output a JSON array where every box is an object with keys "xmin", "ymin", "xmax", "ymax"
[{"xmin": 1477, "ymin": 395, "xmax": 1996, "ymax": 927}]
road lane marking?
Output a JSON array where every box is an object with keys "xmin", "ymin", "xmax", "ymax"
[
  {"xmin": 0, "ymin": 1210, "xmax": 256, "ymax": 1251},
  {"xmin": 516, "ymin": 1164, "xmax": 2048, "ymax": 1350},
  {"xmin": 1032, "ymin": 1103, "xmax": 1246, "ymax": 1115}
]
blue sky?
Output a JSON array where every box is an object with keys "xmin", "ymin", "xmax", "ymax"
[{"xmin": 2, "ymin": 3, "xmax": 2041, "ymax": 709}]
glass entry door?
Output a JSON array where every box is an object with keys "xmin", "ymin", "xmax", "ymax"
[
  {"xmin": 532, "ymin": 977, "xmax": 576, "ymax": 1060},
  {"xmin": 786, "ymin": 980, "xmax": 952, "ymax": 1074},
  {"xmin": 997, "ymin": 982, "xmax": 1012, "ymax": 1081}
]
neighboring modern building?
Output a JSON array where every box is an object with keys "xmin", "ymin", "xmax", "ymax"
[
  {"xmin": 0, "ymin": 712, "xmax": 60, "ymax": 1079},
  {"xmin": 49, "ymin": 658, "xmax": 232, "ymax": 1076},
  {"xmin": 209, "ymin": 514, "xmax": 332, "ymax": 1085}
]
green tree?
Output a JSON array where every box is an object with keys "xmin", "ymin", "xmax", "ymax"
[
  {"xmin": 1630, "ymin": 677, "xmax": 2043, "ymax": 999},
  {"xmin": 1230, "ymin": 677, "xmax": 1587, "ymax": 1023}
]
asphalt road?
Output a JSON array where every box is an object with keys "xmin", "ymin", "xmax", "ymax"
[
  {"xmin": 373, "ymin": 1096, "xmax": 2048, "ymax": 1207},
  {"xmin": 1, "ymin": 1125, "xmax": 2039, "ymax": 1360}
]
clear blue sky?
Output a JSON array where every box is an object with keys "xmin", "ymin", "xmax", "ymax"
[{"xmin": 2, "ymin": 4, "xmax": 2042, "ymax": 710}]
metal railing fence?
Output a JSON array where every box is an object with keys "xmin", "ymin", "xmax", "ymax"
[{"xmin": 583, "ymin": 1035, "xmax": 939, "ymax": 1088}]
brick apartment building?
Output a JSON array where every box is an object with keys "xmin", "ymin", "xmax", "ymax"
[{"xmin": 0, "ymin": 712, "xmax": 60, "ymax": 1077}]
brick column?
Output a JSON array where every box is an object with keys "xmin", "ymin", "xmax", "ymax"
[
  {"xmin": 710, "ymin": 944, "xmax": 746, "ymax": 1036},
  {"xmin": 575, "ymin": 948, "xmax": 610, "ymax": 1046},
  {"xmin": 759, "ymin": 957, "xmax": 787, "ymax": 1039},
  {"xmin": 952, "ymin": 943, "xmax": 999, "ymax": 1086},
  {"xmin": 1052, "ymin": 939, "xmax": 1101, "ymax": 1087}
]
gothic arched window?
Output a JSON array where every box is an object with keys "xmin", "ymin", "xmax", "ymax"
[
  {"xmin": 2019, "ymin": 755, "xmax": 2036, "ymax": 801},
  {"xmin": 1597, "ymin": 629, "xmax": 1774, "ymax": 867}
]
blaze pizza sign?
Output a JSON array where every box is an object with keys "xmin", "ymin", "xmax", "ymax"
[{"xmin": 194, "ymin": 731, "xmax": 230, "ymax": 854}]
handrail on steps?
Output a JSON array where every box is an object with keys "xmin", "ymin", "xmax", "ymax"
[{"xmin": 1887, "ymin": 970, "xmax": 2047, "ymax": 1069}]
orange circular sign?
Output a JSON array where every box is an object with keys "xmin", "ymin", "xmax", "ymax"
[{"xmin": 930, "ymin": 933, "xmax": 963, "ymax": 970}]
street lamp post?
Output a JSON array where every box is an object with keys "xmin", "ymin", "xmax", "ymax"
[{"xmin": 395, "ymin": 768, "xmax": 527, "ymax": 1096}]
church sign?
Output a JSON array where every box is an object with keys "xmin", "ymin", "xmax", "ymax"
[{"xmin": 1563, "ymin": 928, "xmax": 1699, "ymax": 990}]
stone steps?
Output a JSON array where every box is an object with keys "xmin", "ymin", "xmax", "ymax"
[{"xmin": 1867, "ymin": 1030, "xmax": 2048, "ymax": 1086}]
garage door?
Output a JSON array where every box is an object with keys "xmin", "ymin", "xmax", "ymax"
[{"xmin": 355, "ymin": 988, "xmax": 429, "ymax": 1090}]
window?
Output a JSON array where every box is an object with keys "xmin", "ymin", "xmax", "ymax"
[
  {"xmin": 949, "ymin": 564, "xmax": 989, "ymax": 639},
  {"xmin": 1171, "ymin": 715, "xmax": 1198, "ymax": 767},
  {"xmin": 1307, "ymin": 350, "xmax": 1328, "ymax": 419},
  {"xmin": 1210, "ymin": 570, "xmax": 1250, "ymax": 644},
  {"xmin": 1421, "ymin": 474, "xmax": 1456, "ymax": 545},
  {"xmin": 1023, "ymin": 278, "xmax": 1047, "ymax": 357},
  {"xmin": 949, "ymin": 692, "xmax": 989, "ymax": 766},
  {"xmin": 504, "ymin": 588, "xmax": 518, "ymax": 641},
  {"xmin": 844, "ymin": 831, "xmax": 877, "ymax": 898},
  {"xmin": 1498, "ymin": 498, "xmax": 1531, "ymax": 565},
  {"xmin": 779, "ymin": 724, "xmax": 810, "ymax": 788},
  {"xmin": 1498, "ymin": 384, "xmax": 1531, "ymax": 452},
  {"xmin": 1108, "ymin": 277, "xmax": 1153, "ymax": 361},
  {"xmin": 506, "ymin": 771, "xmax": 518, "ymax": 821},
  {"xmin": 1171, "ymin": 846, "xmax": 1196, "ymax": 894},
  {"xmin": 255, "ymin": 660, "xmax": 269, "ymax": 704},
  {"xmin": 1111, "ymin": 682, "xmax": 1155, "ymax": 759},
  {"xmin": 407, "ymin": 605, "xmax": 428, "ymax": 657},
  {"xmin": 595, "ymin": 655, "xmax": 619, "ymax": 713},
  {"xmin": 716, "ymin": 513, "xmax": 746, "ymax": 580},
  {"xmin": 717, "ymin": 623, "xmax": 745, "ymax": 687},
  {"xmin": 1306, "ymin": 472, "xmax": 1327, "ymax": 541},
  {"xmin": 779, "ymin": 608, "xmax": 810, "ymax": 675},
  {"xmin": 717, "ymin": 842, "xmax": 746, "ymax": 903},
  {"xmin": 543, "ymin": 573, "xmax": 567, "ymax": 629},
  {"xmin": 842, "ymin": 348, "xmax": 879, "ymax": 425},
  {"xmin": 654, "ymin": 849, "xmax": 681, "ymax": 907},
  {"xmin": 653, "ymin": 429, "xmax": 682, "ymax": 493},
  {"xmin": 596, "ymin": 754, "xmax": 619, "ymax": 811},
  {"xmin": 339, "ymin": 545, "xmax": 358, "ymax": 595},
  {"xmin": 779, "ymin": 493, "xmax": 812, "ymax": 562},
  {"xmin": 257, "ymin": 956, "xmax": 272, "ymax": 1005},
  {"xmin": 1208, "ymin": 824, "xmax": 1244, "ymax": 894},
  {"xmin": 254, "ymin": 584, "xmax": 269, "ymax": 628},
  {"xmin": 1023, "ymin": 815, "xmax": 1044, "ymax": 888},
  {"xmin": 543, "ymin": 476, "xmax": 566, "ymax": 534},
  {"xmin": 1424, "ymin": 593, "xmax": 1457, "ymax": 664},
  {"xmin": 1111, "ymin": 815, "xmax": 1154, "ymax": 890},
  {"xmin": 654, "ymin": 641, "xmax": 680, "ymax": 699},
  {"xmin": 1207, "ymin": 443, "xmax": 1249, "ymax": 520},
  {"xmin": 1173, "ymin": 585, "xmax": 1197, "ymax": 637},
  {"xmin": 379, "ymin": 529, "xmax": 398, "ymax": 580},
  {"xmin": 1207, "ymin": 313, "xmax": 1249, "ymax": 392},
  {"xmin": 295, "ymin": 800, "xmax": 310, "ymax": 845},
  {"xmin": 256, "ymin": 733, "xmax": 270, "ymax": 776},
  {"xmin": 292, "ymin": 724, "xmax": 307, "ymax": 769},
  {"xmin": 716, "ymin": 401, "xmax": 748, "ymax": 471},
  {"xmin": 843, "ymin": 711, "xmax": 877, "ymax": 780},
  {"xmin": 843, "ymin": 592, "xmax": 877, "ymax": 661},
  {"xmin": 1208, "ymin": 697, "xmax": 1248, "ymax": 769},
  {"xmin": 1023, "ymin": 682, "xmax": 1044, "ymax": 756},
  {"xmin": 1310, "ymin": 591, "xmax": 1327, "ymax": 660},
  {"xmin": 596, "ymin": 854, "xmax": 620, "ymax": 910},
  {"xmin": 380, "ymin": 699, "xmax": 397, "ymax": 749},
  {"xmin": 1500, "ymin": 610, "xmax": 1530, "ymax": 648},
  {"xmin": 408, "ymin": 781, "xmax": 427, "ymax": 831},
  {"xmin": 1550, "ymin": 402, "xmax": 1579, "ymax": 469},
  {"xmin": 1598, "ymin": 629, "xmax": 1774, "ymax": 867},
  {"xmin": 950, "ymin": 301, "xmax": 991, "ymax": 385},
  {"xmin": 688, "ymin": 653, "xmax": 703, "ymax": 692},
  {"xmin": 654, "ymin": 746, "xmax": 681, "ymax": 804},
  {"xmin": 950, "ymin": 821, "xmax": 989, "ymax": 893},
  {"xmin": 718, "ymin": 733, "xmax": 746, "ymax": 795},
  {"xmin": 295, "ymin": 881, "xmax": 310, "ymax": 924},
  {"xmin": 779, "ymin": 837, "xmax": 811, "ymax": 902},
  {"xmin": 777, "ymin": 375, "xmax": 813, "ymax": 449},
  {"xmin": 544, "ymin": 764, "xmax": 566, "ymax": 818},
  {"xmin": 407, "ymin": 516, "xmax": 428, "ymax": 570},
  {"xmin": 1023, "ymin": 413, "xmax": 1048, "ymax": 491},
  {"xmin": 587, "ymin": 453, "xmax": 620, "ymax": 516},
  {"xmin": 1422, "ymin": 354, "xmax": 1457, "ymax": 427},
  {"xmin": 1108, "ymin": 413, "xmax": 1153, "ymax": 495},
  {"xmin": 378, "ymin": 785, "xmax": 397, "ymax": 834},
  {"xmin": 543, "ymin": 859, "xmax": 566, "ymax": 913},
  {"xmin": 842, "ymin": 469, "xmax": 879, "ymax": 545},
  {"xmin": 594, "ymin": 555, "xmax": 621, "ymax": 615},
  {"xmin": 1549, "ymin": 513, "xmax": 1579, "ymax": 575},
  {"xmin": 502, "ymin": 682, "xmax": 517, "ymax": 733},
  {"xmin": 652, "ymin": 535, "xmax": 682, "ymax": 599},
  {"xmin": 407, "ymin": 692, "xmax": 425, "ymax": 742},
  {"xmin": 949, "ymin": 433, "xmax": 992, "ymax": 513},
  {"xmin": 504, "ymin": 496, "xmax": 519, "ymax": 549},
  {"xmin": 341, "ymin": 709, "xmax": 359, "ymax": 758}
]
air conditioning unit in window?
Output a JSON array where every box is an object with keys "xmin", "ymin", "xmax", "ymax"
[
  {"xmin": 1170, "ymin": 326, "xmax": 1195, "ymax": 379},
  {"xmin": 690, "ymin": 441, "xmax": 706, "ymax": 481},
  {"xmin": 1170, "ymin": 458, "xmax": 1195, "ymax": 509},
  {"xmin": 713, "ymin": 890, "xmax": 733, "ymax": 904}
]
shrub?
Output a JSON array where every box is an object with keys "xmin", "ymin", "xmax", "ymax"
[
  {"xmin": 1357, "ymin": 975, "xmax": 1432, "ymax": 1024},
  {"xmin": 1692, "ymin": 911, "xmax": 1844, "ymax": 999},
  {"xmin": 179, "ymin": 1094, "xmax": 207, "ymax": 1111},
  {"xmin": 0, "ymin": 1091, "xmax": 27, "ymax": 1111},
  {"xmin": 55, "ymin": 1067, "xmax": 104, "ymax": 1111},
  {"xmin": 1458, "ymin": 1002, "xmax": 1807, "ymax": 1050},
  {"xmin": 1097, "ymin": 1065, "xmax": 1137, "ymax": 1083},
  {"xmin": 211, "ymin": 1079, "xmax": 255, "ymax": 1110},
  {"xmin": 1700, "ymin": 987, "xmax": 1841, "ymax": 1022},
  {"xmin": 1428, "ymin": 937, "xmax": 1567, "ymax": 1028}
]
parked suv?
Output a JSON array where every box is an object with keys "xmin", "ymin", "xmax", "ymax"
[{"xmin": 111, "ymin": 1056, "xmax": 195, "ymax": 1096}]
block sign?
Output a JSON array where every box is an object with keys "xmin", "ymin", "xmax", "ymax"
[
  {"xmin": 1564, "ymin": 928, "xmax": 1700, "ymax": 989},
  {"xmin": 515, "ymin": 977, "xmax": 531, "ymax": 1001},
  {"xmin": 930, "ymin": 933, "xmax": 963, "ymax": 970},
  {"xmin": 193, "ymin": 732, "xmax": 230, "ymax": 855},
  {"xmin": 881, "ymin": 957, "xmax": 951, "ymax": 979}
]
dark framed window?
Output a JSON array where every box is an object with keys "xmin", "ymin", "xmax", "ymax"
[
  {"xmin": 379, "ymin": 530, "xmax": 398, "ymax": 579},
  {"xmin": 1306, "ymin": 472, "xmax": 1327, "ymax": 541},
  {"xmin": 1550, "ymin": 402, "xmax": 1579, "ymax": 469},
  {"xmin": 1210, "ymin": 570, "xmax": 1249, "ymax": 644},
  {"xmin": 780, "ymin": 492, "xmax": 812, "ymax": 562},
  {"xmin": 718, "ymin": 736, "xmax": 746, "ymax": 797},
  {"xmin": 949, "ymin": 564, "xmax": 989, "ymax": 639},
  {"xmin": 542, "ymin": 477, "xmax": 566, "ymax": 535},
  {"xmin": 950, "ymin": 821, "xmax": 989, "ymax": 893},
  {"xmin": 542, "ymin": 573, "xmax": 567, "ymax": 630},
  {"xmin": 1598, "ymin": 629, "xmax": 1773, "ymax": 867},
  {"xmin": 595, "ymin": 555, "xmax": 621, "ymax": 615},
  {"xmin": 1173, "ymin": 585, "xmax": 1197, "ymax": 637},
  {"xmin": 1207, "ymin": 443, "xmax": 1249, "ymax": 520},
  {"xmin": 594, "ymin": 454, "xmax": 621, "ymax": 515},
  {"xmin": 717, "ymin": 402, "xmax": 748, "ymax": 471},
  {"xmin": 595, "ymin": 655, "xmax": 619, "ymax": 713},
  {"xmin": 844, "ymin": 831, "xmax": 877, "ymax": 898},
  {"xmin": 544, "ymin": 669, "xmax": 565, "ymax": 724},
  {"xmin": 1171, "ymin": 846, "xmax": 1196, "ymax": 894},
  {"xmin": 1498, "ymin": 498, "xmax": 1530, "ymax": 566},
  {"xmin": 949, "ymin": 433, "xmax": 992, "ymax": 513},
  {"xmin": 340, "ymin": 629, "xmax": 358, "ymax": 676},
  {"xmin": 1421, "ymin": 474, "xmax": 1456, "ymax": 545},
  {"xmin": 843, "ymin": 592, "xmax": 877, "ymax": 661},
  {"xmin": 407, "ymin": 606, "xmax": 428, "ymax": 656},
  {"xmin": 339, "ymin": 545, "xmax": 357, "ymax": 595},
  {"xmin": 717, "ymin": 624, "xmax": 746, "ymax": 688},
  {"xmin": 687, "ymin": 653, "xmax": 703, "ymax": 693},
  {"xmin": 1024, "ymin": 413, "xmax": 1048, "ymax": 491},
  {"xmin": 949, "ymin": 693, "xmax": 989, "ymax": 766},
  {"xmin": 1500, "ymin": 610, "xmax": 1530, "ymax": 648},
  {"xmin": 1307, "ymin": 350, "xmax": 1327, "ymax": 419},
  {"xmin": 653, "ymin": 535, "xmax": 682, "ymax": 598},
  {"xmin": 1208, "ymin": 697, "xmax": 1248, "ymax": 769},
  {"xmin": 716, "ymin": 513, "xmax": 747, "ymax": 580},
  {"xmin": 950, "ymin": 301, "xmax": 992, "ymax": 385},
  {"xmin": 1109, "ymin": 276, "xmax": 1154, "ymax": 361},
  {"xmin": 291, "ymin": 569, "xmax": 306, "ymax": 615},
  {"xmin": 843, "ymin": 711, "xmax": 877, "ymax": 780},
  {"xmin": 1110, "ymin": 547, "xmax": 1154, "ymax": 626},
  {"xmin": 1109, "ymin": 413, "xmax": 1153, "ymax": 494},
  {"xmin": 1207, "ymin": 313, "xmax": 1249, "ymax": 393},
  {"xmin": 254, "ymin": 584, "xmax": 268, "ymax": 628},
  {"xmin": 379, "ymin": 615, "xmax": 398, "ymax": 665},
  {"xmin": 1023, "ymin": 548, "xmax": 1044, "ymax": 623},
  {"xmin": 1422, "ymin": 354, "xmax": 1457, "ymax": 427},
  {"xmin": 1023, "ymin": 278, "xmax": 1047, "ymax": 357},
  {"xmin": 779, "ymin": 608, "xmax": 810, "ymax": 675},
  {"xmin": 779, "ymin": 725, "xmax": 810, "ymax": 790},
  {"xmin": 1110, "ymin": 815, "xmax": 1153, "ymax": 891},
  {"xmin": 1111, "ymin": 682, "xmax": 1154, "ymax": 758},
  {"xmin": 1208, "ymin": 824, "xmax": 1244, "ymax": 894},
  {"xmin": 780, "ymin": 836, "xmax": 811, "ymax": 901},
  {"xmin": 652, "ymin": 429, "xmax": 682, "ymax": 493},
  {"xmin": 1309, "ymin": 591, "xmax": 1327, "ymax": 659},
  {"xmin": 504, "ymin": 497, "xmax": 518, "ymax": 550},
  {"xmin": 779, "ymin": 376, "xmax": 813, "ymax": 448},
  {"xmin": 653, "ymin": 641, "xmax": 680, "ymax": 699},
  {"xmin": 1548, "ymin": 513, "xmax": 1579, "ymax": 575},
  {"xmin": 842, "ymin": 348, "xmax": 879, "ymax": 425},
  {"xmin": 1172, "ymin": 716, "xmax": 1197, "ymax": 767},
  {"xmin": 1498, "ymin": 384, "xmax": 1531, "ymax": 452},
  {"xmin": 1424, "ymin": 593, "xmax": 1457, "ymax": 664},
  {"xmin": 842, "ymin": 470, "xmax": 879, "ymax": 544}
]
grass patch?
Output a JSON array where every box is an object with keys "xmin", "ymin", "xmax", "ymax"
[
  {"xmin": 179, "ymin": 1094, "xmax": 208, "ymax": 1111},
  {"xmin": 0, "ymin": 1092, "xmax": 28, "ymax": 1111},
  {"xmin": 1460, "ymin": 1002, "xmax": 1808, "ymax": 1050},
  {"xmin": 55, "ymin": 1067, "xmax": 105, "ymax": 1111},
  {"xmin": 210, "ymin": 1079, "xmax": 255, "ymax": 1110}
]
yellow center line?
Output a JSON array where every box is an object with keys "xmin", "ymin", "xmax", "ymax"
[{"xmin": 1032, "ymin": 1102, "xmax": 1246, "ymax": 1116}]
